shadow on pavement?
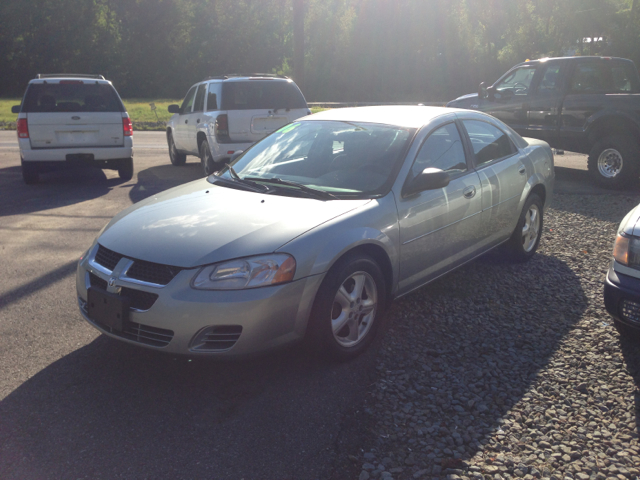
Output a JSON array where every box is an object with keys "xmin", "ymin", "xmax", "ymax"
[
  {"xmin": 0, "ymin": 330, "xmax": 375, "ymax": 479},
  {"xmin": 554, "ymin": 166, "xmax": 640, "ymax": 196},
  {"xmin": 129, "ymin": 163, "xmax": 203, "ymax": 203},
  {"xmin": 618, "ymin": 335, "xmax": 640, "ymax": 437},
  {"xmin": 0, "ymin": 165, "xmax": 122, "ymax": 217}
]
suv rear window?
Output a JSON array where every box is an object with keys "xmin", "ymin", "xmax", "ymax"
[
  {"xmin": 22, "ymin": 83, "xmax": 124, "ymax": 113},
  {"xmin": 221, "ymin": 81, "xmax": 307, "ymax": 110}
]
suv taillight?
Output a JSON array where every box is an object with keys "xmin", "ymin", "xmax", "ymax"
[
  {"xmin": 215, "ymin": 114, "xmax": 230, "ymax": 143},
  {"xmin": 17, "ymin": 118, "xmax": 29, "ymax": 138},
  {"xmin": 123, "ymin": 117, "xmax": 133, "ymax": 136}
]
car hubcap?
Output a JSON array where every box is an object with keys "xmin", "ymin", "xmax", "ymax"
[
  {"xmin": 331, "ymin": 271, "xmax": 377, "ymax": 348},
  {"xmin": 598, "ymin": 148, "xmax": 623, "ymax": 178},
  {"xmin": 521, "ymin": 204, "xmax": 540, "ymax": 253}
]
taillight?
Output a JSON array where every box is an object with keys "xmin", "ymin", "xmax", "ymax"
[
  {"xmin": 123, "ymin": 117, "xmax": 133, "ymax": 136},
  {"xmin": 215, "ymin": 114, "xmax": 230, "ymax": 142},
  {"xmin": 17, "ymin": 118, "xmax": 29, "ymax": 138}
]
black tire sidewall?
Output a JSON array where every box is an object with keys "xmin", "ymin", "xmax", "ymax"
[
  {"xmin": 200, "ymin": 141, "xmax": 214, "ymax": 176},
  {"xmin": 587, "ymin": 136, "xmax": 640, "ymax": 189},
  {"xmin": 168, "ymin": 132, "xmax": 186, "ymax": 166},
  {"xmin": 118, "ymin": 158, "xmax": 134, "ymax": 181},
  {"xmin": 310, "ymin": 254, "xmax": 386, "ymax": 360}
]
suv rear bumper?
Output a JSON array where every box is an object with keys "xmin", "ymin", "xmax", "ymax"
[
  {"xmin": 19, "ymin": 137, "xmax": 133, "ymax": 162},
  {"xmin": 207, "ymin": 136, "xmax": 252, "ymax": 164}
]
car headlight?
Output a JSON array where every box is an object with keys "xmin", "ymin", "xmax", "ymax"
[
  {"xmin": 191, "ymin": 254, "xmax": 296, "ymax": 290},
  {"xmin": 613, "ymin": 233, "xmax": 640, "ymax": 268}
]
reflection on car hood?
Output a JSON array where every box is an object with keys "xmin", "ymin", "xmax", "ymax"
[{"xmin": 98, "ymin": 179, "xmax": 370, "ymax": 268}]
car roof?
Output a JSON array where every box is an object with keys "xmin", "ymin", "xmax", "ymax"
[
  {"xmin": 29, "ymin": 74, "xmax": 111, "ymax": 84},
  {"xmin": 303, "ymin": 105, "xmax": 466, "ymax": 129},
  {"xmin": 202, "ymin": 74, "xmax": 292, "ymax": 83},
  {"xmin": 517, "ymin": 56, "xmax": 633, "ymax": 67}
]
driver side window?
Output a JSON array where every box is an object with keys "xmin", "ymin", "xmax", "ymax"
[
  {"xmin": 495, "ymin": 66, "xmax": 537, "ymax": 96},
  {"xmin": 180, "ymin": 86, "xmax": 197, "ymax": 115},
  {"xmin": 412, "ymin": 123, "xmax": 467, "ymax": 177}
]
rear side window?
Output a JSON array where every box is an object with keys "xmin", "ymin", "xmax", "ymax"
[
  {"xmin": 22, "ymin": 83, "xmax": 123, "ymax": 113},
  {"xmin": 570, "ymin": 61, "xmax": 639, "ymax": 93},
  {"xmin": 221, "ymin": 81, "xmax": 307, "ymax": 110},
  {"xmin": 462, "ymin": 120, "xmax": 515, "ymax": 167}
]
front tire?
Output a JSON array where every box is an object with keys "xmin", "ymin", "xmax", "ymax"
[
  {"xmin": 118, "ymin": 157, "xmax": 134, "ymax": 181},
  {"xmin": 168, "ymin": 132, "xmax": 187, "ymax": 166},
  {"xmin": 505, "ymin": 194, "xmax": 543, "ymax": 262},
  {"xmin": 309, "ymin": 253, "xmax": 386, "ymax": 361},
  {"xmin": 587, "ymin": 136, "xmax": 640, "ymax": 189},
  {"xmin": 200, "ymin": 141, "xmax": 217, "ymax": 176},
  {"xmin": 21, "ymin": 160, "xmax": 39, "ymax": 184}
]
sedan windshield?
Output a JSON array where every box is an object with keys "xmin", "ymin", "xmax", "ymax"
[{"xmin": 210, "ymin": 120, "xmax": 414, "ymax": 199}]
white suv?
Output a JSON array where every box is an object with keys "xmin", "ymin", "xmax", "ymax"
[
  {"xmin": 12, "ymin": 74, "xmax": 133, "ymax": 184},
  {"xmin": 166, "ymin": 74, "xmax": 310, "ymax": 175}
]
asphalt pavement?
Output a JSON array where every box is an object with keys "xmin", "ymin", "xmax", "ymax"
[{"xmin": 0, "ymin": 131, "xmax": 637, "ymax": 479}]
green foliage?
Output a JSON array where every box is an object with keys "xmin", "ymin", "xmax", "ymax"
[{"xmin": 1, "ymin": 0, "xmax": 639, "ymax": 102}]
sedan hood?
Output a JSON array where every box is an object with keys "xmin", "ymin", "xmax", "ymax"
[{"xmin": 98, "ymin": 179, "xmax": 370, "ymax": 268}]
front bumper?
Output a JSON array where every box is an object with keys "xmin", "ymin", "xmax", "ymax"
[
  {"xmin": 76, "ymin": 246, "xmax": 325, "ymax": 357},
  {"xmin": 604, "ymin": 264, "xmax": 640, "ymax": 331}
]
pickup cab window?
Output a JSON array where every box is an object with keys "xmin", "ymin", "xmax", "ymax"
[
  {"xmin": 536, "ymin": 64, "xmax": 562, "ymax": 95},
  {"xmin": 495, "ymin": 66, "xmax": 536, "ymax": 96},
  {"xmin": 570, "ymin": 62, "xmax": 639, "ymax": 94}
]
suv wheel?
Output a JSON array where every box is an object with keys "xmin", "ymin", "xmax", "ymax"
[
  {"xmin": 168, "ymin": 132, "xmax": 187, "ymax": 166},
  {"xmin": 588, "ymin": 136, "xmax": 640, "ymax": 189},
  {"xmin": 118, "ymin": 158, "xmax": 134, "ymax": 181},
  {"xmin": 200, "ymin": 141, "xmax": 218, "ymax": 176},
  {"xmin": 21, "ymin": 160, "xmax": 39, "ymax": 185}
]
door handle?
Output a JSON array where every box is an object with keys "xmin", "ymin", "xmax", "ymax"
[
  {"xmin": 463, "ymin": 186, "xmax": 476, "ymax": 199},
  {"xmin": 185, "ymin": 120, "xmax": 188, "ymax": 124},
  {"xmin": 197, "ymin": 119, "xmax": 200, "ymax": 123},
  {"xmin": 518, "ymin": 165, "xmax": 526, "ymax": 175}
]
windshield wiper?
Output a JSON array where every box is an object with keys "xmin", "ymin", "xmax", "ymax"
[
  {"xmin": 244, "ymin": 177, "xmax": 338, "ymax": 200},
  {"xmin": 211, "ymin": 168, "xmax": 269, "ymax": 193}
]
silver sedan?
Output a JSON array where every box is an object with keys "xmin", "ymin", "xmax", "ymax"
[{"xmin": 76, "ymin": 106, "xmax": 554, "ymax": 359}]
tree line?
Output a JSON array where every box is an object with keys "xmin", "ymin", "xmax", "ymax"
[{"xmin": 1, "ymin": 0, "xmax": 639, "ymax": 102}]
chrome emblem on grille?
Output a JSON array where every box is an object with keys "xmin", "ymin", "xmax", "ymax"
[{"xmin": 109, "ymin": 277, "xmax": 116, "ymax": 287}]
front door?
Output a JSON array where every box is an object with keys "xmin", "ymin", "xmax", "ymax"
[
  {"xmin": 485, "ymin": 65, "xmax": 537, "ymax": 134},
  {"xmin": 396, "ymin": 122, "xmax": 483, "ymax": 294}
]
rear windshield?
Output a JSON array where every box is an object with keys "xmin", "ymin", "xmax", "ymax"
[
  {"xmin": 221, "ymin": 80, "xmax": 307, "ymax": 110},
  {"xmin": 22, "ymin": 82, "xmax": 124, "ymax": 113}
]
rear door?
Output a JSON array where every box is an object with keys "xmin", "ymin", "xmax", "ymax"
[
  {"xmin": 222, "ymin": 79, "xmax": 308, "ymax": 143},
  {"xmin": 183, "ymin": 83, "xmax": 207, "ymax": 154},
  {"xmin": 460, "ymin": 119, "xmax": 528, "ymax": 248},
  {"xmin": 23, "ymin": 81, "xmax": 125, "ymax": 149}
]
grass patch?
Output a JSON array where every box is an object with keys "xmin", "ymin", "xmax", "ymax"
[{"xmin": 1, "ymin": 98, "xmax": 328, "ymax": 130}]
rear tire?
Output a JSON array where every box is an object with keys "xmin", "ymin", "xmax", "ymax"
[
  {"xmin": 118, "ymin": 157, "xmax": 134, "ymax": 181},
  {"xmin": 168, "ymin": 132, "xmax": 187, "ymax": 166},
  {"xmin": 505, "ymin": 194, "xmax": 543, "ymax": 262},
  {"xmin": 200, "ymin": 141, "xmax": 217, "ymax": 176},
  {"xmin": 308, "ymin": 253, "xmax": 386, "ymax": 361},
  {"xmin": 21, "ymin": 160, "xmax": 39, "ymax": 184},
  {"xmin": 587, "ymin": 136, "xmax": 640, "ymax": 189}
]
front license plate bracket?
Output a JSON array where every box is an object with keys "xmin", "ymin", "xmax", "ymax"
[{"xmin": 87, "ymin": 287, "xmax": 130, "ymax": 331}]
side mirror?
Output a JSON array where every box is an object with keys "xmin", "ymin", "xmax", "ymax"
[
  {"xmin": 168, "ymin": 104, "xmax": 180, "ymax": 114},
  {"xmin": 486, "ymin": 86, "xmax": 496, "ymax": 101},
  {"xmin": 229, "ymin": 150, "xmax": 244, "ymax": 163},
  {"xmin": 478, "ymin": 82, "xmax": 487, "ymax": 100},
  {"xmin": 11, "ymin": 105, "xmax": 21, "ymax": 114},
  {"xmin": 404, "ymin": 168, "xmax": 450, "ymax": 196}
]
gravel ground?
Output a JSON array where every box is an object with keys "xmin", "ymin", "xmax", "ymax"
[{"xmin": 352, "ymin": 194, "xmax": 640, "ymax": 480}]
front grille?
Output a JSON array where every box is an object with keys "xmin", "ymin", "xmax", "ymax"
[
  {"xmin": 92, "ymin": 318, "xmax": 174, "ymax": 347},
  {"xmin": 95, "ymin": 244, "xmax": 124, "ymax": 271},
  {"xmin": 121, "ymin": 287, "xmax": 158, "ymax": 311},
  {"xmin": 621, "ymin": 300, "xmax": 640, "ymax": 326},
  {"xmin": 126, "ymin": 260, "xmax": 182, "ymax": 286},
  {"xmin": 191, "ymin": 325, "xmax": 243, "ymax": 352},
  {"xmin": 89, "ymin": 273, "xmax": 158, "ymax": 311}
]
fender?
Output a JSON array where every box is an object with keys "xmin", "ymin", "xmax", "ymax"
[
  {"xmin": 584, "ymin": 110, "xmax": 640, "ymax": 140},
  {"xmin": 278, "ymin": 196, "xmax": 400, "ymax": 292}
]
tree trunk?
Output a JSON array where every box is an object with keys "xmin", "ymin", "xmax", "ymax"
[{"xmin": 293, "ymin": 0, "xmax": 304, "ymax": 92}]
